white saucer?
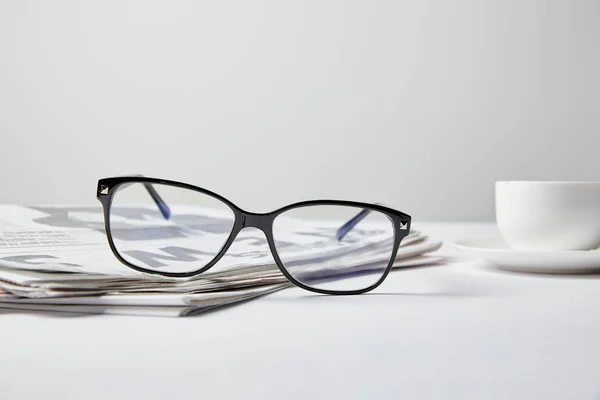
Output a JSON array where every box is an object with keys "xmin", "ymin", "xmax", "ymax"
[{"xmin": 453, "ymin": 238, "xmax": 600, "ymax": 274}]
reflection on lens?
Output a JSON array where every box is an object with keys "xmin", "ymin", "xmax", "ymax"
[
  {"xmin": 272, "ymin": 205, "xmax": 395, "ymax": 292},
  {"xmin": 109, "ymin": 182, "xmax": 235, "ymax": 274}
]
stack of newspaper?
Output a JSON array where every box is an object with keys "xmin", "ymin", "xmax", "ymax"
[{"xmin": 0, "ymin": 206, "xmax": 443, "ymax": 317}]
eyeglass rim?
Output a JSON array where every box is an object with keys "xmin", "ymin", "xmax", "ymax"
[{"xmin": 96, "ymin": 175, "xmax": 411, "ymax": 295}]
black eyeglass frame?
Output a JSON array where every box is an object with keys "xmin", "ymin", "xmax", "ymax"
[{"xmin": 96, "ymin": 176, "xmax": 412, "ymax": 295}]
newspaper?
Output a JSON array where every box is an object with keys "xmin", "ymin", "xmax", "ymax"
[{"xmin": 0, "ymin": 205, "xmax": 443, "ymax": 316}]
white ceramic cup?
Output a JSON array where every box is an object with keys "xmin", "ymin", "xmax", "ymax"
[{"xmin": 496, "ymin": 181, "xmax": 600, "ymax": 251}]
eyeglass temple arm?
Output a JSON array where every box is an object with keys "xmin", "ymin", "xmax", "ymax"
[
  {"xmin": 121, "ymin": 175, "xmax": 171, "ymax": 219},
  {"xmin": 336, "ymin": 208, "xmax": 373, "ymax": 241}
]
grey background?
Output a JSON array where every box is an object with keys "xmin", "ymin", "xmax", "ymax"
[{"xmin": 0, "ymin": 0, "xmax": 598, "ymax": 221}]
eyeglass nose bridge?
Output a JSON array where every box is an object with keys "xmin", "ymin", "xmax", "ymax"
[{"xmin": 239, "ymin": 211, "xmax": 273, "ymax": 232}]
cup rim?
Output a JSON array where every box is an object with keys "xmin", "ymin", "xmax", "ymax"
[{"xmin": 496, "ymin": 181, "xmax": 600, "ymax": 185}]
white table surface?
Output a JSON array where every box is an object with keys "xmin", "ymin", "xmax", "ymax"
[{"xmin": 2, "ymin": 222, "xmax": 599, "ymax": 400}]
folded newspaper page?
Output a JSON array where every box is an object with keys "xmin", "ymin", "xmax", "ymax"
[{"xmin": 0, "ymin": 205, "xmax": 443, "ymax": 316}]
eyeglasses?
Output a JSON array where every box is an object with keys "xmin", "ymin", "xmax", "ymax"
[{"xmin": 96, "ymin": 176, "xmax": 411, "ymax": 295}]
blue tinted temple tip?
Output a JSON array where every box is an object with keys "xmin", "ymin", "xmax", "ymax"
[
  {"xmin": 336, "ymin": 208, "xmax": 372, "ymax": 241},
  {"xmin": 157, "ymin": 202, "xmax": 171, "ymax": 220},
  {"xmin": 143, "ymin": 182, "xmax": 171, "ymax": 220}
]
